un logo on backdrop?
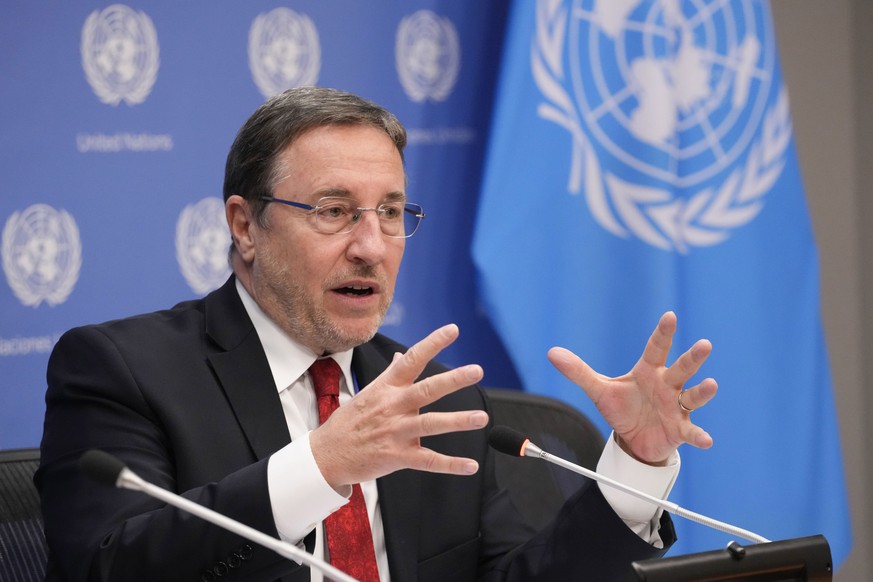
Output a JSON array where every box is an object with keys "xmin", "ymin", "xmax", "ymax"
[
  {"xmin": 249, "ymin": 8, "xmax": 321, "ymax": 98},
  {"xmin": 176, "ymin": 198, "xmax": 231, "ymax": 295},
  {"xmin": 2, "ymin": 205, "xmax": 82, "ymax": 307},
  {"xmin": 396, "ymin": 10, "xmax": 461, "ymax": 102},
  {"xmin": 81, "ymin": 4, "xmax": 159, "ymax": 106},
  {"xmin": 533, "ymin": 0, "xmax": 791, "ymax": 252}
]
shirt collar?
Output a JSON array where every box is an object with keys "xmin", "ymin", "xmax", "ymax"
[{"xmin": 235, "ymin": 278, "xmax": 355, "ymax": 395}]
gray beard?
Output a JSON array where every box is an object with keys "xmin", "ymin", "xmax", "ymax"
[{"xmin": 257, "ymin": 253, "xmax": 391, "ymax": 354}]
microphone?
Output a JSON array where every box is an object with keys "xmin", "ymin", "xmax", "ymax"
[
  {"xmin": 488, "ymin": 425, "xmax": 770, "ymax": 544},
  {"xmin": 79, "ymin": 450, "xmax": 358, "ymax": 582}
]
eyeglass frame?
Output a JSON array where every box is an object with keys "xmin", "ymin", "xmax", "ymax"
[{"xmin": 259, "ymin": 195, "xmax": 426, "ymax": 238}]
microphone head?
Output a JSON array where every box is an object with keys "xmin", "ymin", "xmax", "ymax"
[
  {"xmin": 488, "ymin": 425, "xmax": 529, "ymax": 457},
  {"xmin": 79, "ymin": 449, "xmax": 127, "ymax": 487}
]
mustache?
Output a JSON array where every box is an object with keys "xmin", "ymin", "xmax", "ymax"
[{"xmin": 326, "ymin": 265, "xmax": 387, "ymax": 287}]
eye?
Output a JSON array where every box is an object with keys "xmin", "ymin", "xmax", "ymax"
[
  {"xmin": 317, "ymin": 202, "xmax": 351, "ymax": 222},
  {"xmin": 379, "ymin": 204, "xmax": 402, "ymax": 220}
]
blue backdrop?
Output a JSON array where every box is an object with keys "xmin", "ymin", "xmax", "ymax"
[
  {"xmin": 0, "ymin": 0, "xmax": 851, "ymax": 565},
  {"xmin": 0, "ymin": 0, "xmax": 519, "ymax": 449}
]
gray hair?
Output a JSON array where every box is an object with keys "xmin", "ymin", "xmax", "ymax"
[{"xmin": 223, "ymin": 86, "xmax": 407, "ymax": 227}]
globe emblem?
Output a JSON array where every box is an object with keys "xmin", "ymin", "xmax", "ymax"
[
  {"xmin": 396, "ymin": 10, "xmax": 461, "ymax": 103},
  {"xmin": 81, "ymin": 4, "xmax": 160, "ymax": 106},
  {"xmin": 249, "ymin": 8, "xmax": 321, "ymax": 99},
  {"xmin": 2, "ymin": 204, "xmax": 82, "ymax": 307},
  {"xmin": 570, "ymin": 0, "xmax": 773, "ymax": 187},
  {"xmin": 176, "ymin": 198, "xmax": 231, "ymax": 295},
  {"xmin": 533, "ymin": 0, "xmax": 790, "ymax": 251}
]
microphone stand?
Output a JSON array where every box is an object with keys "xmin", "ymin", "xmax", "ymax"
[{"xmin": 82, "ymin": 450, "xmax": 358, "ymax": 582}]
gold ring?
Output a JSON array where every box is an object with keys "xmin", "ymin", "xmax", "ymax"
[{"xmin": 678, "ymin": 390, "xmax": 694, "ymax": 413}]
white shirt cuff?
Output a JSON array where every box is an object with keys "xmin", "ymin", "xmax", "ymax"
[
  {"xmin": 596, "ymin": 431, "xmax": 680, "ymax": 545},
  {"xmin": 267, "ymin": 431, "xmax": 350, "ymax": 542}
]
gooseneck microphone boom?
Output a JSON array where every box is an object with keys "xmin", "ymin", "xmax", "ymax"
[
  {"xmin": 79, "ymin": 450, "xmax": 358, "ymax": 582},
  {"xmin": 488, "ymin": 425, "xmax": 770, "ymax": 544}
]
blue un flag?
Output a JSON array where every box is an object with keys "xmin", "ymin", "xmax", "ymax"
[{"xmin": 473, "ymin": 0, "xmax": 852, "ymax": 562}]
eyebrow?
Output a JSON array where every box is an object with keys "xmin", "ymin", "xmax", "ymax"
[
  {"xmin": 310, "ymin": 188, "xmax": 407, "ymax": 204},
  {"xmin": 383, "ymin": 191, "xmax": 407, "ymax": 203}
]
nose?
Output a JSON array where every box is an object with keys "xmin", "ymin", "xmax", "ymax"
[{"xmin": 345, "ymin": 210, "xmax": 388, "ymax": 265}]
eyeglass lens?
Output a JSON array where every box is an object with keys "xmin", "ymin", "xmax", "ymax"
[{"xmin": 314, "ymin": 199, "xmax": 422, "ymax": 238}]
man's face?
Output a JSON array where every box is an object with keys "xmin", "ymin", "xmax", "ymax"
[{"xmin": 244, "ymin": 124, "xmax": 406, "ymax": 354}]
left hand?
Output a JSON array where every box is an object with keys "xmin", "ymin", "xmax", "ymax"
[{"xmin": 547, "ymin": 311, "xmax": 717, "ymax": 465}]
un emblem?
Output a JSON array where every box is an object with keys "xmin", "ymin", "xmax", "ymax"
[
  {"xmin": 533, "ymin": 0, "xmax": 791, "ymax": 252},
  {"xmin": 81, "ymin": 4, "xmax": 160, "ymax": 106},
  {"xmin": 396, "ymin": 10, "xmax": 461, "ymax": 103},
  {"xmin": 249, "ymin": 8, "xmax": 321, "ymax": 99},
  {"xmin": 176, "ymin": 198, "xmax": 231, "ymax": 295},
  {"xmin": 2, "ymin": 205, "xmax": 82, "ymax": 307}
]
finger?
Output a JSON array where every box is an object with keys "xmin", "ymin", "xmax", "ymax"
[
  {"xmin": 408, "ymin": 449, "xmax": 480, "ymax": 476},
  {"xmin": 641, "ymin": 311, "xmax": 677, "ymax": 367},
  {"xmin": 411, "ymin": 410, "xmax": 489, "ymax": 438},
  {"xmin": 677, "ymin": 378, "xmax": 718, "ymax": 411},
  {"xmin": 407, "ymin": 364, "xmax": 484, "ymax": 409},
  {"xmin": 388, "ymin": 324, "xmax": 460, "ymax": 385},
  {"xmin": 681, "ymin": 422, "xmax": 714, "ymax": 449},
  {"xmin": 663, "ymin": 338, "xmax": 712, "ymax": 387},
  {"xmin": 548, "ymin": 347, "xmax": 604, "ymax": 403}
]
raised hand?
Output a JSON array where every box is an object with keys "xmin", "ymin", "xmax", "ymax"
[
  {"xmin": 547, "ymin": 312, "xmax": 717, "ymax": 465},
  {"xmin": 310, "ymin": 324, "xmax": 488, "ymax": 490}
]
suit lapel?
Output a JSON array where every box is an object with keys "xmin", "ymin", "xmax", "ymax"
[
  {"xmin": 203, "ymin": 286, "xmax": 426, "ymax": 578},
  {"xmin": 354, "ymin": 340, "xmax": 422, "ymax": 581},
  {"xmin": 205, "ymin": 277, "xmax": 291, "ymax": 460}
]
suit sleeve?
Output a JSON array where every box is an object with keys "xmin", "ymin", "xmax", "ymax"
[
  {"xmin": 36, "ymin": 326, "xmax": 306, "ymax": 582},
  {"xmin": 475, "ymin": 391, "xmax": 676, "ymax": 581}
]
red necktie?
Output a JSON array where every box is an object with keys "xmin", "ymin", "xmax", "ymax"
[{"xmin": 309, "ymin": 358, "xmax": 380, "ymax": 582}]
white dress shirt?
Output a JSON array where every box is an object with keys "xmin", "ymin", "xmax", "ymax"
[{"xmin": 235, "ymin": 280, "xmax": 679, "ymax": 582}]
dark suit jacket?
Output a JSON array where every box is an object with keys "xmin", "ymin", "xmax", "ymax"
[{"xmin": 36, "ymin": 277, "xmax": 674, "ymax": 581}]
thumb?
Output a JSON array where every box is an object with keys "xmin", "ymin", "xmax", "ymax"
[{"xmin": 547, "ymin": 347, "xmax": 603, "ymax": 403}]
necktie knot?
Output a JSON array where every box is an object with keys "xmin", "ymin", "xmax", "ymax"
[{"xmin": 309, "ymin": 357, "xmax": 341, "ymax": 399}]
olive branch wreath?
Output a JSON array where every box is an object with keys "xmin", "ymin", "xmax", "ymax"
[
  {"xmin": 81, "ymin": 7, "xmax": 160, "ymax": 107},
  {"xmin": 531, "ymin": 0, "xmax": 791, "ymax": 252},
  {"xmin": 2, "ymin": 206, "xmax": 82, "ymax": 307}
]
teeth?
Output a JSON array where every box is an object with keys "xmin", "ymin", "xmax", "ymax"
[{"xmin": 339, "ymin": 285, "xmax": 372, "ymax": 296}]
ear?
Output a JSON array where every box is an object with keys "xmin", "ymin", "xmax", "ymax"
[{"xmin": 226, "ymin": 195, "xmax": 257, "ymax": 263}]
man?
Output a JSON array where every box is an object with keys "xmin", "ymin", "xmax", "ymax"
[{"xmin": 37, "ymin": 87, "xmax": 717, "ymax": 581}]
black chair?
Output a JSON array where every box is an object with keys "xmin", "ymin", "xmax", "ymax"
[
  {"xmin": 0, "ymin": 448, "xmax": 47, "ymax": 582},
  {"xmin": 485, "ymin": 388, "xmax": 606, "ymax": 531}
]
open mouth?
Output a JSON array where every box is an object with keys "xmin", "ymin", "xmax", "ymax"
[{"xmin": 335, "ymin": 285, "xmax": 373, "ymax": 297}]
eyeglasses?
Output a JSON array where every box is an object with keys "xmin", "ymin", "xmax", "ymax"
[{"xmin": 260, "ymin": 195, "xmax": 425, "ymax": 238}]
